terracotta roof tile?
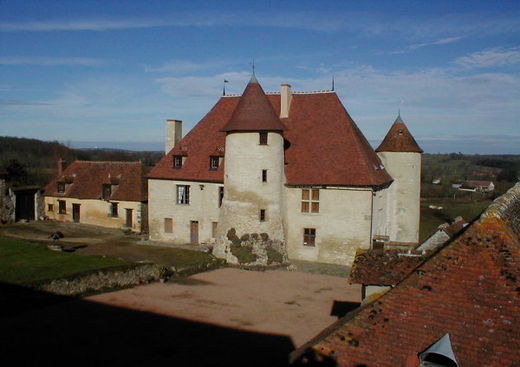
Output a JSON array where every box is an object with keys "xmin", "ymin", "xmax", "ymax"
[
  {"xmin": 221, "ymin": 77, "xmax": 287, "ymax": 132},
  {"xmin": 149, "ymin": 80, "xmax": 393, "ymax": 187},
  {"xmin": 291, "ymin": 183, "xmax": 520, "ymax": 367},
  {"xmin": 376, "ymin": 115, "xmax": 423, "ymax": 153},
  {"xmin": 44, "ymin": 161, "xmax": 146, "ymax": 202},
  {"xmin": 350, "ymin": 250, "xmax": 426, "ymax": 286}
]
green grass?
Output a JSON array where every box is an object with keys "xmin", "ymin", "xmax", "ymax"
[
  {"xmin": 0, "ymin": 236, "xmax": 129, "ymax": 285},
  {"xmin": 420, "ymin": 199, "xmax": 491, "ymax": 241}
]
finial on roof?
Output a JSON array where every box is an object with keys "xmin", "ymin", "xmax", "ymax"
[
  {"xmin": 395, "ymin": 109, "xmax": 404, "ymax": 123},
  {"xmin": 332, "ymin": 75, "xmax": 335, "ymax": 91},
  {"xmin": 223, "ymin": 79, "xmax": 228, "ymax": 96},
  {"xmin": 249, "ymin": 59, "xmax": 258, "ymax": 83}
]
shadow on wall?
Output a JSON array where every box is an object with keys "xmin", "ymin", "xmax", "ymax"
[{"xmin": 0, "ymin": 282, "xmax": 295, "ymax": 367}]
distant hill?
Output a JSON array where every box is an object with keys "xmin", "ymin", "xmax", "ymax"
[{"xmin": 0, "ymin": 136, "xmax": 163, "ymax": 187}]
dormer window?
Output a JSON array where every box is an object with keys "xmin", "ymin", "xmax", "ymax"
[
  {"xmin": 209, "ymin": 156, "xmax": 219, "ymax": 170},
  {"xmin": 259, "ymin": 132, "xmax": 268, "ymax": 145},
  {"xmin": 57, "ymin": 182, "xmax": 66, "ymax": 193},
  {"xmin": 102, "ymin": 184, "xmax": 111, "ymax": 200},
  {"xmin": 173, "ymin": 155, "xmax": 183, "ymax": 169}
]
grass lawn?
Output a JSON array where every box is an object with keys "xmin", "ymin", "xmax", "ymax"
[
  {"xmin": 0, "ymin": 236, "xmax": 129, "ymax": 285},
  {"xmin": 419, "ymin": 199, "xmax": 491, "ymax": 241}
]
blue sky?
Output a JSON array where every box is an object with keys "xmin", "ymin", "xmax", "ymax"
[{"xmin": 1, "ymin": 0, "xmax": 519, "ymax": 153}]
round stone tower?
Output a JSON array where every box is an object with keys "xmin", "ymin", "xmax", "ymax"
[
  {"xmin": 376, "ymin": 113, "xmax": 423, "ymax": 245},
  {"xmin": 213, "ymin": 75, "xmax": 288, "ymax": 265}
]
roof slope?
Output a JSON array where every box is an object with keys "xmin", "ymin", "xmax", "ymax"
[
  {"xmin": 149, "ymin": 80, "xmax": 392, "ymax": 187},
  {"xmin": 283, "ymin": 92, "xmax": 392, "ymax": 186},
  {"xmin": 221, "ymin": 77, "xmax": 287, "ymax": 132},
  {"xmin": 147, "ymin": 97, "xmax": 237, "ymax": 182},
  {"xmin": 376, "ymin": 115, "xmax": 423, "ymax": 153},
  {"xmin": 292, "ymin": 183, "xmax": 520, "ymax": 366},
  {"xmin": 44, "ymin": 161, "xmax": 146, "ymax": 201}
]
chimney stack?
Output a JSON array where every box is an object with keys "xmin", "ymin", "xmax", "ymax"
[
  {"xmin": 165, "ymin": 119, "xmax": 183, "ymax": 154},
  {"xmin": 280, "ymin": 84, "xmax": 292, "ymax": 119},
  {"xmin": 57, "ymin": 158, "xmax": 66, "ymax": 176}
]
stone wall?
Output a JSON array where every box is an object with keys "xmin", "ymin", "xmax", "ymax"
[
  {"xmin": 284, "ymin": 186, "xmax": 373, "ymax": 266},
  {"xmin": 148, "ymin": 179, "xmax": 222, "ymax": 244},
  {"xmin": 377, "ymin": 151, "xmax": 421, "ymax": 244},
  {"xmin": 35, "ymin": 259, "xmax": 225, "ymax": 296}
]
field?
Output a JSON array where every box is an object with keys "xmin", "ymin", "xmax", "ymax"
[
  {"xmin": 419, "ymin": 199, "xmax": 491, "ymax": 241},
  {"xmin": 0, "ymin": 236, "xmax": 129, "ymax": 284}
]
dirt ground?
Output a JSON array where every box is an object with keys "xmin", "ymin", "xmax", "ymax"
[
  {"xmin": 0, "ymin": 220, "xmax": 208, "ymax": 265},
  {"xmin": 87, "ymin": 268, "xmax": 361, "ymax": 347}
]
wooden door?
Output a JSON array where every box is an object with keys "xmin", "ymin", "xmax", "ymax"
[
  {"xmin": 126, "ymin": 209, "xmax": 133, "ymax": 228},
  {"xmin": 190, "ymin": 221, "xmax": 199, "ymax": 245},
  {"xmin": 15, "ymin": 191, "xmax": 35, "ymax": 221},
  {"xmin": 72, "ymin": 204, "xmax": 80, "ymax": 223}
]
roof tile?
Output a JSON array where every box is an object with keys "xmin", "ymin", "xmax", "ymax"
[{"xmin": 44, "ymin": 161, "xmax": 146, "ymax": 202}]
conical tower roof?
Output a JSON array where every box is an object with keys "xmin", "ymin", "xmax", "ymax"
[
  {"xmin": 375, "ymin": 113, "xmax": 423, "ymax": 153},
  {"xmin": 221, "ymin": 75, "xmax": 287, "ymax": 132}
]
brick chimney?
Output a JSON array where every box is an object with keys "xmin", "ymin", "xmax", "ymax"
[
  {"xmin": 280, "ymin": 84, "xmax": 292, "ymax": 119},
  {"xmin": 165, "ymin": 119, "xmax": 182, "ymax": 155},
  {"xmin": 57, "ymin": 158, "xmax": 66, "ymax": 176}
]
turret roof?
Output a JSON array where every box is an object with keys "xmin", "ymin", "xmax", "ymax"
[
  {"xmin": 220, "ymin": 76, "xmax": 287, "ymax": 132},
  {"xmin": 375, "ymin": 114, "xmax": 423, "ymax": 153}
]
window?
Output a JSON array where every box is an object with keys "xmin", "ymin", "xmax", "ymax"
[
  {"xmin": 218, "ymin": 186, "xmax": 224, "ymax": 207},
  {"xmin": 177, "ymin": 185, "xmax": 190, "ymax": 205},
  {"xmin": 259, "ymin": 132, "xmax": 268, "ymax": 145},
  {"xmin": 212, "ymin": 222, "xmax": 218, "ymax": 238},
  {"xmin": 209, "ymin": 156, "xmax": 219, "ymax": 170},
  {"xmin": 57, "ymin": 182, "xmax": 66, "ymax": 193},
  {"xmin": 110, "ymin": 202, "xmax": 118, "ymax": 217},
  {"xmin": 173, "ymin": 155, "xmax": 183, "ymax": 169},
  {"xmin": 47, "ymin": 204, "xmax": 53, "ymax": 212},
  {"xmin": 102, "ymin": 184, "xmax": 111, "ymax": 200},
  {"xmin": 262, "ymin": 169, "xmax": 267, "ymax": 182},
  {"xmin": 303, "ymin": 228, "xmax": 316, "ymax": 246},
  {"xmin": 301, "ymin": 189, "xmax": 320, "ymax": 213},
  {"xmin": 164, "ymin": 218, "xmax": 173, "ymax": 233},
  {"xmin": 58, "ymin": 200, "xmax": 66, "ymax": 214},
  {"xmin": 260, "ymin": 209, "xmax": 266, "ymax": 222}
]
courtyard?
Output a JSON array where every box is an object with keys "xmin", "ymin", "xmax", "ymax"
[{"xmin": 0, "ymin": 220, "xmax": 358, "ymax": 366}]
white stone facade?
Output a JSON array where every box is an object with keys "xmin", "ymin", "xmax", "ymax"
[{"xmin": 377, "ymin": 152, "xmax": 421, "ymax": 244}]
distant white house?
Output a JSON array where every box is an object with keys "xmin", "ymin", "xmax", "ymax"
[
  {"xmin": 432, "ymin": 178, "xmax": 441, "ymax": 185},
  {"xmin": 459, "ymin": 180, "xmax": 495, "ymax": 192}
]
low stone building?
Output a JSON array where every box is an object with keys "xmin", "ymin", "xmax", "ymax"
[
  {"xmin": 44, "ymin": 160, "xmax": 147, "ymax": 232},
  {"xmin": 147, "ymin": 75, "xmax": 422, "ymax": 267}
]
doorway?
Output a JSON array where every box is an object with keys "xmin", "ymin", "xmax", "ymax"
[
  {"xmin": 72, "ymin": 204, "xmax": 80, "ymax": 223},
  {"xmin": 190, "ymin": 221, "xmax": 199, "ymax": 245},
  {"xmin": 126, "ymin": 209, "xmax": 133, "ymax": 228}
]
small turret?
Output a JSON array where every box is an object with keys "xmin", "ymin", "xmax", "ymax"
[{"xmin": 376, "ymin": 113, "xmax": 422, "ymax": 245}]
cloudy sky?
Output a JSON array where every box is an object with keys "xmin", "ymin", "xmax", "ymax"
[{"xmin": 1, "ymin": 0, "xmax": 519, "ymax": 153}]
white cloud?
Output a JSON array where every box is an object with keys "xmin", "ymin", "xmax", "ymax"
[
  {"xmin": 409, "ymin": 36, "xmax": 464, "ymax": 50},
  {"xmin": 454, "ymin": 47, "xmax": 520, "ymax": 69},
  {"xmin": 0, "ymin": 56, "xmax": 107, "ymax": 66}
]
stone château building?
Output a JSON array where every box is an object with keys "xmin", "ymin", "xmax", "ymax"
[{"xmin": 147, "ymin": 74, "xmax": 422, "ymax": 266}]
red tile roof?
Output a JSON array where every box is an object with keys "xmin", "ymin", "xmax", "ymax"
[
  {"xmin": 376, "ymin": 115, "xmax": 423, "ymax": 153},
  {"xmin": 44, "ymin": 161, "xmax": 146, "ymax": 202},
  {"xmin": 221, "ymin": 77, "xmax": 287, "ymax": 132},
  {"xmin": 350, "ymin": 250, "xmax": 426, "ymax": 286},
  {"xmin": 148, "ymin": 80, "xmax": 393, "ymax": 187},
  {"xmin": 291, "ymin": 183, "xmax": 520, "ymax": 367}
]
